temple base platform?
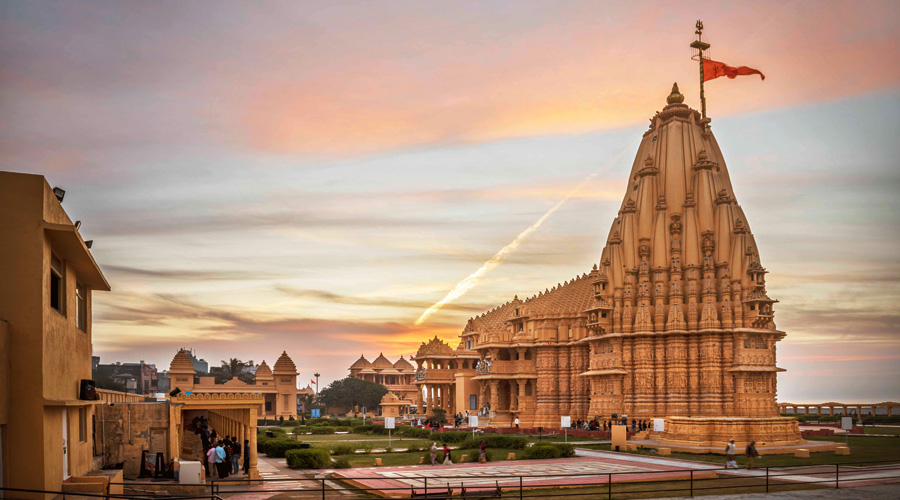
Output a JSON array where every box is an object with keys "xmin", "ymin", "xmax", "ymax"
[{"xmin": 650, "ymin": 416, "xmax": 836, "ymax": 454}]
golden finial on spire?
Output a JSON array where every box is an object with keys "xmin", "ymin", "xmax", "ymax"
[{"xmin": 667, "ymin": 82, "xmax": 684, "ymax": 104}]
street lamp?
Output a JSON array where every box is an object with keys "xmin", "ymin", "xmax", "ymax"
[{"xmin": 314, "ymin": 372, "xmax": 320, "ymax": 395}]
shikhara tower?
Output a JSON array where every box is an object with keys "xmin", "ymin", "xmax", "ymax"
[
  {"xmin": 583, "ymin": 83, "xmax": 783, "ymax": 420},
  {"xmin": 413, "ymin": 84, "xmax": 805, "ymax": 448}
]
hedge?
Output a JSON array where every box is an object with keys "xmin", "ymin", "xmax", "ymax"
[
  {"xmin": 309, "ymin": 426, "xmax": 336, "ymax": 435},
  {"xmin": 435, "ymin": 431, "xmax": 469, "ymax": 443},
  {"xmin": 459, "ymin": 435, "xmax": 528, "ymax": 450},
  {"xmin": 326, "ymin": 443, "xmax": 356, "ymax": 455},
  {"xmin": 263, "ymin": 438, "xmax": 308, "ymax": 458},
  {"xmin": 286, "ymin": 448, "xmax": 331, "ymax": 469},
  {"xmin": 523, "ymin": 443, "xmax": 575, "ymax": 460}
]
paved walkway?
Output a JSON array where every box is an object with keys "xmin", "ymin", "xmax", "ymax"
[{"xmin": 670, "ymin": 483, "xmax": 900, "ymax": 499}]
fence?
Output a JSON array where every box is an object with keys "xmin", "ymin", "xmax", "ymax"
[{"xmin": 3, "ymin": 460, "xmax": 898, "ymax": 500}]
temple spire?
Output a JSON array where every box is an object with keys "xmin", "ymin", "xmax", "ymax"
[{"xmin": 690, "ymin": 19, "xmax": 711, "ymax": 124}]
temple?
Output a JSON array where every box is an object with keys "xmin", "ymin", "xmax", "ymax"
[
  {"xmin": 412, "ymin": 84, "xmax": 803, "ymax": 448},
  {"xmin": 348, "ymin": 353, "xmax": 419, "ymax": 406},
  {"xmin": 169, "ymin": 349, "xmax": 300, "ymax": 418}
]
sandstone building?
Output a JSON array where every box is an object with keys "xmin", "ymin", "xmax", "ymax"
[
  {"xmin": 0, "ymin": 172, "xmax": 110, "ymax": 493},
  {"xmin": 348, "ymin": 353, "xmax": 419, "ymax": 406},
  {"xmin": 168, "ymin": 349, "xmax": 300, "ymax": 418},
  {"xmin": 411, "ymin": 87, "xmax": 802, "ymax": 447}
]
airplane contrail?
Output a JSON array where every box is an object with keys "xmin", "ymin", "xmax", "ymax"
[{"xmin": 415, "ymin": 140, "xmax": 637, "ymax": 325}]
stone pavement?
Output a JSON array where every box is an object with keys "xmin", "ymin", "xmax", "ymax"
[{"xmin": 669, "ymin": 483, "xmax": 900, "ymax": 499}]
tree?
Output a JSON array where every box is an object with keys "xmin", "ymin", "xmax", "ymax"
[
  {"xmin": 93, "ymin": 370, "xmax": 125, "ymax": 392},
  {"xmin": 211, "ymin": 358, "xmax": 254, "ymax": 384},
  {"xmin": 319, "ymin": 377, "xmax": 388, "ymax": 413}
]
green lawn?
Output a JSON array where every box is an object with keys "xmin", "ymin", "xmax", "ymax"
[
  {"xmin": 577, "ymin": 436, "xmax": 900, "ymax": 467},
  {"xmin": 863, "ymin": 426, "xmax": 900, "ymax": 436}
]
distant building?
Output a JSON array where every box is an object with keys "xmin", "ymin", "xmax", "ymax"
[
  {"xmin": 157, "ymin": 371, "xmax": 170, "ymax": 393},
  {"xmin": 348, "ymin": 353, "xmax": 418, "ymax": 408},
  {"xmin": 0, "ymin": 172, "xmax": 111, "ymax": 492},
  {"xmin": 93, "ymin": 359, "xmax": 159, "ymax": 395},
  {"xmin": 180, "ymin": 348, "xmax": 209, "ymax": 374},
  {"xmin": 169, "ymin": 349, "xmax": 300, "ymax": 418},
  {"xmin": 297, "ymin": 384, "xmax": 315, "ymax": 413}
]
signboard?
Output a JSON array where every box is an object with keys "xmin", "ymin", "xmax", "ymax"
[
  {"xmin": 311, "ymin": 409, "xmax": 321, "ymax": 418},
  {"xmin": 561, "ymin": 416, "xmax": 571, "ymax": 428},
  {"xmin": 841, "ymin": 416, "xmax": 853, "ymax": 431},
  {"xmin": 653, "ymin": 418, "xmax": 665, "ymax": 432},
  {"xmin": 468, "ymin": 416, "xmax": 478, "ymax": 428},
  {"xmin": 384, "ymin": 417, "xmax": 396, "ymax": 429}
]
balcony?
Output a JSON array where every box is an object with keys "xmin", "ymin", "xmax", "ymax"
[
  {"xmin": 414, "ymin": 368, "xmax": 474, "ymax": 383},
  {"xmin": 474, "ymin": 360, "xmax": 536, "ymax": 377}
]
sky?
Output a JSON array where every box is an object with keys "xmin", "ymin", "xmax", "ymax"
[{"xmin": 1, "ymin": 0, "xmax": 898, "ymax": 402}]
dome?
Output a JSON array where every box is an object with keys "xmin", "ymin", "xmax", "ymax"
[
  {"xmin": 372, "ymin": 353, "xmax": 394, "ymax": 369},
  {"xmin": 169, "ymin": 349, "xmax": 195, "ymax": 374},
  {"xmin": 392, "ymin": 355, "xmax": 414, "ymax": 371},
  {"xmin": 350, "ymin": 355, "xmax": 374, "ymax": 370},
  {"xmin": 255, "ymin": 360, "xmax": 273, "ymax": 379},
  {"xmin": 273, "ymin": 351, "xmax": 298, "ymax": 375}
]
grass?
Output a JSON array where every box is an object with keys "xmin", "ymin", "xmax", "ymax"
[
  {"xmin": 863, "ymin": 426, "xmax": 900, "ymax": 436},
  {"xmin": 578, "ymin": 436, "xmax": 900, "ymax": 467}
]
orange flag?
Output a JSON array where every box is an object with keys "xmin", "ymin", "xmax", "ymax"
[{"xmin": 703, "ymin": 58, "xmax": 765, "ymax": 81}]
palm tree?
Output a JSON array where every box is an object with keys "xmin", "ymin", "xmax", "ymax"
[{"xmin": 213, "ymin": 358, "xmax": 251, "ymax": 383}]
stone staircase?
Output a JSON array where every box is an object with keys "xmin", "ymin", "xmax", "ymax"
[{"xmin": 181, "ymin": 431, "xmax": 203, "ymax": 461}]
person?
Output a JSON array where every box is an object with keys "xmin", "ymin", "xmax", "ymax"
[
  {"xmin": 243, "ymin": 439, "xmax": 250, "ymax": 474},
  {"xmin": 215, "ymin": 440, "xmax": 229, "ymax": 478},
  {"xmin": 442, "ymin": 443, "xmax": 452, "ymax": 465},
  {"xmin": 514, "ymin": 417, "xmax": 520, "ymax": 429},
  {"xmin": 479, "ymin": 440, "xmax": 487, "ymax": 463},
  {"xmin": 232, "ymin": 437, "xmax": 242, "ymax": 474},
  {"xmin": 206, "ymin": 445, "xmax": 218, "ymax": 478},
  {"xmin": 279, "ymin": 415, "xmax": 284, "ymax": 425},
  {"xmin": 746, "ymin": 440, "xmax": 759, "ymax": 469},
  {"xmin": 224, "ymin": 438, "xmax": 234, "ymax": 473},
  {"xmin": 430, "ymin": 443, "xmax": 438, "ymax": 465},
  {"xmin": 725, "ymin": 439, "xmax": 738, "ymax": 469}
]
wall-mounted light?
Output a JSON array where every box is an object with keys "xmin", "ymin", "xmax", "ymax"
[
  {"xmin": 53, "ymin": 187, "xmax": 65, "ymax": 202},
  {"xmin": 74, "ymin": 220, "xmax": 82, "ymax": 229},
  {"xmin": 85, "ymin": 240, "xmax": 93, "ymax": 249}
]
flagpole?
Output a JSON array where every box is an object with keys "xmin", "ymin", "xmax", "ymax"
[{"xmin": 690, "ymin": 20, "xmax": 711, "ymax": 124}]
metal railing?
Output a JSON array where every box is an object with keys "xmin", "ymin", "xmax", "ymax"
[{"xmin": 7, "ymin": 459, "xmax": 898, "ymax": 500}]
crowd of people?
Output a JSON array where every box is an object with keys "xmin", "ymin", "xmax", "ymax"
[{"xmin": 191, "ymin": 415, "xmax": 251, "ymax": 478}]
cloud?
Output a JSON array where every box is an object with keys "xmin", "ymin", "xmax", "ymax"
[{"xmin": 274, "ymin": 286, "xmax": 488, "ymax": 313}]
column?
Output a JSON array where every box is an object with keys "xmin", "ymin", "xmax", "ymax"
[
  {"xmin": 489, "ymin": 381, "xmax": 500, "ymax": 414},
  {"xmin": 518, "ymin": 380, "xmax": 527, "ymax": 412},
  {"xmin": 510, "ymin": 381, "xmax": 519, "ymax": 412},
  {"xmin": 416, "ymin": 386, "xmax": 425, "ymax": 415},
  {"xmin": 427, "ymin": 386, "xmax": 434, "ymax": 415},
  {"xmin": 248, "ymin": 408, "xmax": 260, "ymax": 481}
]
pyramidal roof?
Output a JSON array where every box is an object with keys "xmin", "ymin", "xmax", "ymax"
[
  {"xmin": 372, "ymin": 353, "xmax": 394, "ymax": 369},
  {"xmin": 273, "ymin": 351, "xmax": 298, "ymax": 375},
  {"xmin": 256, "ymin": 360, "xmax": 273, "ymax": 378},
  {"xmin": 169, "ymin": 349, "xmax": 195, "ymax": 373},
  {"xmin": 392, "ymin": 355, "xmax": 414, "ymax": 371},
  {"xmin": 350, "ymin": 355, "xmax": 374, "ymax": 370},
  {"xmin": 595, "ymin": 83, "xmax": 775, "ymax": 332}
]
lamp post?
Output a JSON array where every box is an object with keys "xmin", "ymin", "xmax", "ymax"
[{"xmin": 314, "ymin": 372, "xmax": 320, "ymax": 395}]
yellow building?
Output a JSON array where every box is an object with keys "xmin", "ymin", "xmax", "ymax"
[
  {"xmin": 0, "ymin": 172, "xmax": 110, "ymax": 494},
  {"xmin": 168, "ymin": 349, "xmax": 300, "ymax": 418}
]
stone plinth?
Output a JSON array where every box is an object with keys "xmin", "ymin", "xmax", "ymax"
[{"xmin": 659, "ymin": 416, "xmax": 803, "ymax": 448}]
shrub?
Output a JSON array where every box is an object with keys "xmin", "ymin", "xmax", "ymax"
[
  {"xmin": 331, "ymin": 457, "xmax": 352, "ymax": 469},
  {"xmin": 397, "ymin": 426, "xmax": 432, "ymax": 439},
  {"xmin": 361, "ymin": 442, "xmax": 375, "ymax": 454},
  {"xmin": 467, "ymin": 449, "xmax": 494, "ymax": 462},
  {"xmin": 523, "ymin": 444, "xmax": 560, "ymax": 460},
  {"xmin": 328, "ymin": 443, "xmax": 356, "ymax": 455},
  {"xmin": 291, "ymin": 425, "xmax": 309, "ymax": 433},
  {"xmin": 554, "ymin": 443, "xmax": 576, "ymax": 458},
  {"xmin": 522, "ymin": 443, "xmax": 575, "ymax": 460},
  {"xmin": 264, "ymin": 438, "xmax": 308, "ymax": 458},
  {"xmin": 459, "ymin": 435, "xmax": 528, "ymax": 450},
  {"xmin": 309, "ymin": 426, "xmax": 336, "ymax": 435},
  {"xmin": 435, "ymin": 431, "xmax": 469, "ymax": 444},
  {"xmin": 285, "ymin": 448, "xmax": 331, "ymax": 469}
]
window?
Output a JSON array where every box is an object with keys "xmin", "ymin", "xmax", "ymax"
[
  {"xmin": 78, "ymin": 407, "xmax": 87, "ymax": 442},
  {"xmin": 469, "ymin": 394, "xmax": 477, "ymax": 410},
  {"xmin": 50, "ymin": 253, "xmax": 64, "ymax": 313},
  {"xmin": 76, "ymin": 282, "xmax": 86, "ymax": 331},
  {"xmin": 265, "ymin": 401, "xmax": 272, "ymax": 412}
]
